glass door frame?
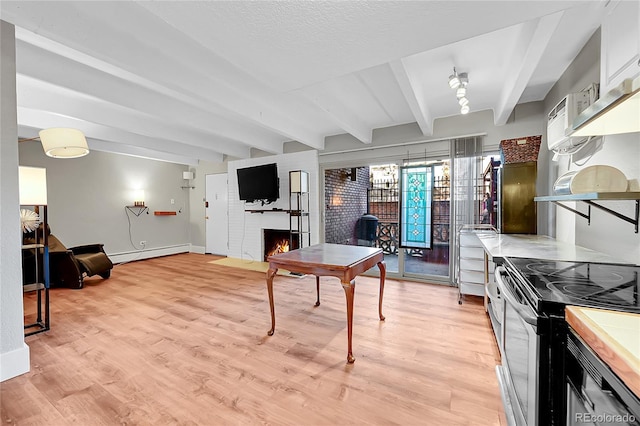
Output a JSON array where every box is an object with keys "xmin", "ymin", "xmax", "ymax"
[{"xmin": 321, "ymin": 158, "xmax": 452, "ymax": 285}]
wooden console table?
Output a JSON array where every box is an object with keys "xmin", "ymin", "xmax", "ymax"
[{"xmin": 266, "ymin": 243, "xmax": 386, "ymax": 363}]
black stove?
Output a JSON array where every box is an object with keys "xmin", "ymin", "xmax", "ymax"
[{"xmin": 504, "ymin": 257, "xmax": 640, "ymax": 315}]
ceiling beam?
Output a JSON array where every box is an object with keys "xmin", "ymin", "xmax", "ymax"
[
  {"xmin": 18, "ymin": 124, "xmax": 201, "ymax": 166},
  {"xmin": 17, "ymin": 108, "xmax": 224, "ymax": 164},
  {"xmin": 15, "ymin": 35, "xmax": 281, "ymax": 157},
  {"xmin": 494, "ymin": 11, "xmax": 564, "ymax": 125},
  {"xmin": 389, "ymin": 60, "xmax": 433, "ymax": 136},
  {"xmin": 12, "ymin": 7, "xmax": 325, "ymax": 151},
  {"xmin": 16, "ymin": 75, "xmax": 251, "ymax": 159},
  {"xmin": 299, "ymin": 76, "xmax": 373, "ymax": 144}
]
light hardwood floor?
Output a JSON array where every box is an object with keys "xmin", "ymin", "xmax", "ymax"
[{"xmin": 3, "ymin": 253, "xmax": 505, "ymax": 425}]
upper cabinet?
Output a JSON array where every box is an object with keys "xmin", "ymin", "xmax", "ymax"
[{"xmin": 600, "ymin": 0, "xmax": 640, "ymax": 92}]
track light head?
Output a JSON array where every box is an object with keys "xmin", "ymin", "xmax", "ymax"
[{"xmin": 449, "ymin": 67, "xmax": 470, "ymax": 114}]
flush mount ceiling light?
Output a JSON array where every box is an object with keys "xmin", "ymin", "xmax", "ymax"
[{"xmin": 448, "ymin": 67, "xmax": 470, "ymax": 115}]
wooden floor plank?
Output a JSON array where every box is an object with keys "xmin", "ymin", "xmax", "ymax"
[{"xmin": 3, "ymin": 253, "xmax": 504, "ymax": 425}]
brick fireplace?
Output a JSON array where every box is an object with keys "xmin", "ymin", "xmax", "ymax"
[{"xmin": 263, "ymin": 229, "xmax": 299, "ymax": 261}]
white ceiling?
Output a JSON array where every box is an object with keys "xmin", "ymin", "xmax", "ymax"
[{"xmin": 1, "ymin": 1, "xmax": 608, "ymax": 165}]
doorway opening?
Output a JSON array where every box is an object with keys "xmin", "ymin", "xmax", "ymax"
[{"xmin": 324, "ymin": 162, "xmax": 451, "ymax": 281}]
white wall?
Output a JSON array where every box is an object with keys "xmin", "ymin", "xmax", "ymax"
[
  {"xmin": 543, "ymin": 29, "xmax": 640, "ymax": 264},
  {"xmin": 227, "ymin": 151, "xmax": 320, "ymax": 260},
  {"xmin": 1, "ymin": 20, "xmax": 30, "ymax": 382},
  {"xmin": 19, "ymin": 142, "xmax": 192, "ymax": 263},
  {"xmin": 572, "ymin": 133, "xmax": 640, "ymax": 263}
]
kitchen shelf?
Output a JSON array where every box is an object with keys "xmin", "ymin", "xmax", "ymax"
[
  {"xmin": 154, "ymin": 211, "xmax": 177, "ymax": 216},
  {"xmin": 534, "ymin": 192, "xmax": 640, "ymax": 233}
]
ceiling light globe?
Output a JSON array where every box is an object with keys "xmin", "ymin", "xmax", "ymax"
[
  {"xmin": 458, "ymin": 97, "xmax": 469, "ymax": 106},
  {"xmin": 456, "ymin": 87, "xmax": 467, "ymax": 98},
  {"xmin": 461, "ymin": 104, "xmax": 470, "ymax": 114}
]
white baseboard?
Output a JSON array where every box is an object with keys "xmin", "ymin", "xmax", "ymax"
[
  {"xmin": 190, "ymin": 245, "xmax": 205, "ymax": 254},
  {"xmin": 0, "ymin": 343, "xmax": 30, "ymax": 382},
  {"xmin": 109, "ymin": 244, "xmax": 190, "ymax": 264}
]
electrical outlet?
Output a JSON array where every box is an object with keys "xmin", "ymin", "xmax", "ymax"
[
  {"xmin": 140, "ymin": 241, "xmax": 146, "ymax": 246},
  {"xmin": 170, "ymin": 199, "xmax": 175, "ymax": 205}
]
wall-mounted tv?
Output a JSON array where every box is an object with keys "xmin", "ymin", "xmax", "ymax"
[{"xmin": 237, "ymin": 163, "xmax": 279, "ymax": 204}]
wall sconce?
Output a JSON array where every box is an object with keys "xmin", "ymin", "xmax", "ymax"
[
  {"xmin": 181, "ymin": 171, "xmax": 195, "ymax": 189},
  {"xmin": 132, "ymin": 190, "xmax": 145, "ymax": 207},
  {"xmin": 329, "ymin": 195, "xmax": 343, "ymax": 208},
  {"xmin": 342, "ymin": 168, "xmax": 357, "ymax": 181},
  {"xmin": 126, "ymin": 189, "xmax": 149, "ymax": 216}
]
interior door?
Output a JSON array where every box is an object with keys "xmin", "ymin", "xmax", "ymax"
[{"xmin": 205, "ymin": 173, "xmax": 228, "ymax": 256}]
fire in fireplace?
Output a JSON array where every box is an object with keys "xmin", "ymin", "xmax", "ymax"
[{"xmin": 263, "ymin": 229, "xmax": 299, "ymax": 261}]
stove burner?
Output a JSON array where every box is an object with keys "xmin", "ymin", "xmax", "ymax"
[
  {"xmin": 506, "ymin": 257, "xmax": 640, "ymax": 314},
  {"xmin": 546, "ymin": 279, "xmax": 638, "ymax": 309},
  {"xmin": 526, "ymin": 262, "xmax": 626, "ymax": 284}
]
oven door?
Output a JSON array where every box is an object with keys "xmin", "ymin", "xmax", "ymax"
[
  {"xmin": 496, "ymin": 266, "xmax": 541, "ymax": 426},
  {"xmin": 566, "ymin": 330, "xmax": 640, "ymax": 426}
]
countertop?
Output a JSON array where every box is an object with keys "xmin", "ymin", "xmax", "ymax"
[
  {"xmin": 565, "ymin": 306, "xmax": 640, "ymax": 398},
  {"xmin": 476, "ymin": 233, "xmax": 632, "ymax": 264}
]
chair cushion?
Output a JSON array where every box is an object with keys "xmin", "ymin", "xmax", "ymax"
[{"xmin": 74, "ymin": 252, "xmax": 113, "ymax": 276}]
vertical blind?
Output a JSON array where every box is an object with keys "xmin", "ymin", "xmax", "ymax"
[{"xmin": 452, "ymin": 136, "xmax": 485, "ymax": 227}]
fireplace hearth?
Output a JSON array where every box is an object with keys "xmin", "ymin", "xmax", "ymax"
[{"xmin": 263, "ymin": 229, "xmax": 299, "ymax": 261}]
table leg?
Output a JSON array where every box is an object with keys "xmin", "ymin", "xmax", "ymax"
[
  {"xmin": 377, "ymin": 260, "xmax": 386, "ymax": 321},
  {"xmin": 315, "ymin": 276, "xmax": 320, "ymax": 307},
  {"xmin": 266, "ymin": 266, "xmax": 278, "ymax": 336},
  {"xmin": 342, "ymin": 279, "xmax": 356, "ymax": 364}
]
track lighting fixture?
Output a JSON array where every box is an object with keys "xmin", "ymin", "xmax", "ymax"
[
  {"xmin": 448, "ymin": 67, "xmax": 470, "ymax": 115},
  {"xmin": 448, "ymin": 69, "xmax": 461, "ymax": 89}
]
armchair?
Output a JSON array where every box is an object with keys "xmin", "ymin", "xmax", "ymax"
[{"xmin": 23, "ymin": 225, "xmax": 113, "ymax": 289}]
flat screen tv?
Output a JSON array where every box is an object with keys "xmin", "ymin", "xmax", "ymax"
[{"xmin": 237, "ymin": 163, "xmax": 279, "ymax": 203}]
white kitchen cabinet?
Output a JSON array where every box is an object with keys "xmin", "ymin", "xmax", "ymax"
[
  {"xmin": 457, "ymin": 225, "xmax": 495, "ymax": 304},
  {"xmin": 600, "ymin": 0, "xmax": 640, "ymax": 92}
]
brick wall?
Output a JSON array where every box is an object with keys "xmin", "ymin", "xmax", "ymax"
[
  {"xmin": 499, "ymin": 135, "xmax": 542, "ymax": 164},
  {"xmin": 369, "ymin": 202, "xmax": 398, "ymax": 221},
  {"xmin": 324, "ymin": 167, "xmax": 370, "ymax": 245}
]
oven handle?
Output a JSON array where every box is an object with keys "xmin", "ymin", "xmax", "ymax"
[{"xmin": 495, "ymin": 266, "xmax": 538, "ymax": 327}]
